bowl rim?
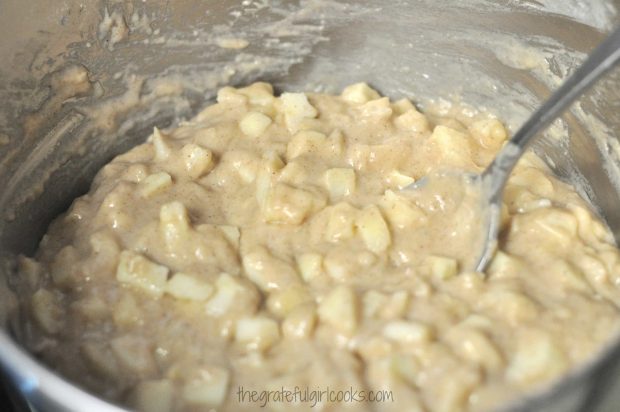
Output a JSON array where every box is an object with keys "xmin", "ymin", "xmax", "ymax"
[
  {"xmin": 2, "ymin": 323, "xmax": 620, "ymax": 411},
  {"xmin": 0, "ymin": 330, "xmax": 129, "ymax": 412}
]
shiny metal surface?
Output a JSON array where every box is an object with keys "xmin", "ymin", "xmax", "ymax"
[
  {"xmin": 476, "ymin": 25, "xmax": 620, "ymax": 273},
  {"xmin": 0, "ymin": 1, "xmax": 619, "ymax": 411}
]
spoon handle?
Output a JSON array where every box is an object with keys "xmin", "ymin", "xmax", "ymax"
[
  {"xmin": 484, "ymin": 25, "xmax": 620, "ymax": 195},
  {"xmin": 475, "ymin": 26, "xmax": 620, "ymax": 273}
]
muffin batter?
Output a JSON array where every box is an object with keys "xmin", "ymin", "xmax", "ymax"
[{"xmin": 15, "ymin": 82, "xmax": 620, "ymax": 412}]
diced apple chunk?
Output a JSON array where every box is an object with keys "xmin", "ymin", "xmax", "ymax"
[
  {"xmin": 383, "ymin": 320, "xmax": 434, "ymax": 344},
  {"xmin": 510, "ymin": 167, "xmax": 554, "ymax": 198},
  {"xmin": 181, "ymin": 143, "xmax": 214, "ymax": 179},
  {"xmin": 286, "ymin": 130, "xmax": 327, "ymax": 159},
  {"xmin": 282, "ymin": 304, "xmax": 317, "ymax": 339},
  {"xmin": 390, "ymin": 354, "xmax": 421, "ymax": 386},
  {"xmin": 280, "ymin": 93, "xmax": 318, "ymax": 133},
  {"xmin": 479, "ymin": 290, "xmax": 539, "ymax": 325},
  {"xmin": 380, "ymin": 190, "xmax": 426, "ymax": 229},
  {"xmin": 152, "ymin": 127, "xmax": 172, "ymax": 160},
  {"xmin": 159, "ymin": 202, "xmax": 191, "ymax": 249},
  {"xmin": 122, "ymin": 163, "xmax": 149, "ymax": 183},
  {"xmin": 359, "ymin": 97, "xmax": 392, "ymax": 120},
  {"xmin": 235, "ymin": 316, "xmax": 281, "ymax": 351},
  {"xmin": 89, "ymin": 231, "xmax": 121, "ymax": 271},
  {"xmin": 317, "ymin": 286, "xmax": 358, "ymax": 335},
  {"xmin": 262, "ymin": 150, "xmax": 285, "ymax": 172},
  {"xmin": 487, "ymin": 251, "xmax": 522, "ymax": 279},
  {"xmin": 183, "ymin": 366, "xmax": 230, "ymax": 407},
  {"xmin": 381, "ymin": 291, "xmax": 410, "ymax": 319},
  {"xmin": 50, "ymin": 246, "xmax": 79, "ymax": 288},
  {"xmin": 422, "ymin": 255, "xmax": 458, "ymax": 280},
  {"xmin": 237, "ymin": 82, "xmax": 275, "ymax": 106},
  {"xmin": 218, "ymin": 225, "xmax": 240, "ymax": 249},
  {"xmin": 363, "ymin": 290, "xmax": 388, "ymax": 319},
  {"xmin": 205, "ymin": 273, "xmax": 257, "ymax": 317},
  {"xmin": 240, "ymin": 111, "xmax": 272, "ymax": 138},
  {"xmin": 296, "ymin": 253, "xmax": 323, "ymax": 282},
  {"xmin": 262, "ymin": 183, "xmax": 323, "ymax": 225},
  {"xmin": 386, "ymin": 170, "xmax": 415, "ymax": 189},
  {"xmin": 267, "ymin": 285, "xmax": 313, "ymax": 317},
  {"xmin": 356, "ymin": 205, "xmax": 391, "ymax": 253},
  {"xmin": 217, "ymin": 86, "xmax": 247, "ymax": 105},
  {"xmin": 341, "ymin": 82, "xmax": 381, "ymax": 104},
  {"xmin": 323, "ymin": 250, "xmax": 357, "ymax": 281},
  {"xmin": 391, "ymin": 98, "xmax": 416, "ymax": 115},
  {"xmin": 469, "ymin": 118, "xmax": 507, "ymax": 149},
  {"xmin": 132, "ymin": 380, "xmax": 174, "ymax": 412},
  {"xmin": 255, "ymin": 151, "xmax": 285, "ymax": 207},
  {"xmin": 446, "ymin": 327, "xmax": 504, "ymax": 373},
  {"xmin": 429, "ymin": 125, "xmax": 472, "ymax": 167},
  {"xmin": 325, "ymin": 202, "xmax": 358, "ymax": 242},
  {"xmin": 357, "ymin": 337, "xmax": 394, "ymax": 360},
  {"xmin": 279, "ymin": 160, "xmax": 308, "ymax": 186},
  {"xmin": 110, "ymin": 335, "xmax": 156, "ymax": 374},
  {"xmin": 394, "ymin": 109, "xmax": 429, "ymax": 133},
  {"xmin": 324, "ymin": 168, "xmax": 355, "ymax": 200},
  {"xmin": 166, "ymin": 273, "xmax": 213, "ymax": 301},
  {"xmin": 116, "ymin": 250, "xmax": 169, "ymax": 298},
  {"xmin": 242, "ymin": 248, "xmax": 299, "ymax": 292},
  {"xmin": 31, "ymin": 289, "xmax": 64, "ymax": 334},
  {"xmin": 160, "ymin": 201, "xmax": 189, "ymax": 226},
  {"xmin": 227, "ymin": 150, "xmax": 260, "ymax": 183},
  {"xmin": 139, "ymin": 172, "xmax": 172, "ymax": 198},
  {"xmin": 507, "ymin": 329, "xmax": 568, "ymax": 385}
]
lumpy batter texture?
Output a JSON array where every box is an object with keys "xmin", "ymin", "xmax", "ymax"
[{"xmin": 15, "ymin": 83, "xmax": 620, "ymax": 412}]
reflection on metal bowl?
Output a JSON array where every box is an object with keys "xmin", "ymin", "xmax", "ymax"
[{"xmin": 0, "ymin": 1, "xmax": 620, "ymax": 411}]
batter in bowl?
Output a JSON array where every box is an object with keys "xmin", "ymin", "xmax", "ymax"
[{"xmin": 14, "ymin": 82, "xmax": 620, "ymax": 411}]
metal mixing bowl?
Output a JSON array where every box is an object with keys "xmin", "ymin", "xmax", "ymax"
[{"xmin": 1, "ymin": 1, "xmax": 620, "ymax": 411}]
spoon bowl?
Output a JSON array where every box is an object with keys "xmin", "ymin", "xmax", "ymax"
[{"xmin": 407, "ymin": 26, "xmax": 620, "ymax": 273}]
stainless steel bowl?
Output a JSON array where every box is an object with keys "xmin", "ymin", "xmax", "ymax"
[{"xmin": 1, "ymin": 1, "xmax": 620, "ymax": 411}]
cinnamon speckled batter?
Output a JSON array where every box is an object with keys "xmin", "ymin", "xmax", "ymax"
[{"xmin": 15, "ymin": 82, "xmax": 620, "ymax": 412}]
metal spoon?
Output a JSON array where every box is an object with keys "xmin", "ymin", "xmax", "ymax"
[{"xmin": 474, "ymin": 26, "xmax": 620, "ymax": 272}]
